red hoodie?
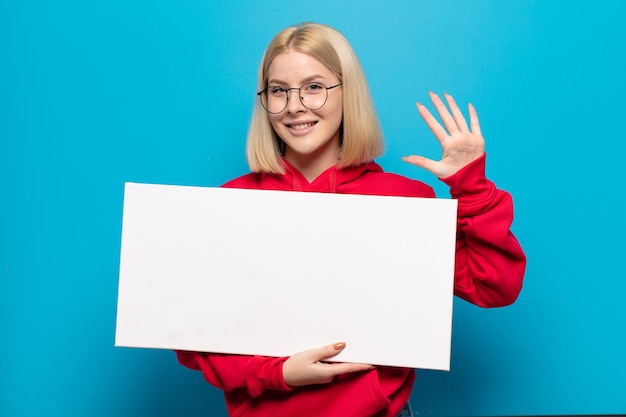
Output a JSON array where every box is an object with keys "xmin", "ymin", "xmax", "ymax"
[{"xmin": 176, "ymin": 154, "xmax": 526, "ymax": 417}]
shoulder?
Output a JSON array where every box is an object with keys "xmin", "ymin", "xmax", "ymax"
[
  {"xmin": 373, "ymin": 171, "xmax": 436, "ymax": 197},
  {"xmin": 221, "ymin": 172, "xmax": 263, "ymax": 189},
  {"xmin": 341, "ymin": 167, "xmax": 435, "ymax": 198},
  {"xmin": 221, "ymin": 171, "xmax": 290, "ymax": 191}
]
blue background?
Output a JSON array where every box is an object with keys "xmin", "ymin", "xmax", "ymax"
[{"xmin": 2, "ymin": 1, "xmax": 625, "ymax": 416}]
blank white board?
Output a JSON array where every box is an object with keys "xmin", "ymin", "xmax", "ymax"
[{"xmin": 115, "ymin": 182, "xmax": 458, "ymax": 370}]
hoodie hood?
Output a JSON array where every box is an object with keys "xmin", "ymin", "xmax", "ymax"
[
  {"xmin": 281, "ymin": 159, "xmax": 384, "ymax": 193},
  {"xmin": 222, "ymin": 156, "xmax": 436, "ymax": 199},
  {"xmin": 222, "ymin": 159, "xmax": 385, "ymax": 194}
]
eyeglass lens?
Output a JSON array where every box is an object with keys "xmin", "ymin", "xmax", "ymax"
[{"xmin": 260, "ymin": 82, "xmax": 330, "ymax": 114}]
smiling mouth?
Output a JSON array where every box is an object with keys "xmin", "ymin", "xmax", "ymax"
[{"xmin": 287, "ymin": 121, "xmax": 317, "ymax": 130}]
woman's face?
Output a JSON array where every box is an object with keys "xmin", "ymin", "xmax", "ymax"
[{"xmin": 266, "ymin": 51, "xmax": 343, "ymax": 172}]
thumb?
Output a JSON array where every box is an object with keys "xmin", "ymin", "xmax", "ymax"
[
  {"xmin": 402, "ymin": 155, "xmax": 440, "ymax": 176},
  {"xmin": 316, "ymin": 342, "xmax": 346, "ymax": 361}
]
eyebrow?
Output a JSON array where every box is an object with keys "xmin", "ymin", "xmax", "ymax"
[{"xmin": 267, "ymin": 74, "xmax": 330, "ymax": 86}]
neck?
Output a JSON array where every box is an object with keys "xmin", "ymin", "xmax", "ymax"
[{"xmin": 284, "ymin": 150, "xmax": 339, "ymax": 183}]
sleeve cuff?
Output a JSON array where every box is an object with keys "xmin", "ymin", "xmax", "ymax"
[
  {"xmin": 246, "ymin": 356, "xmax": 294, "ymax": 398},
  {"xmin": 439, "ymin": 153, "xmax": 489, "ymax": 196},
  {"xmin": 439, "ymin": 154, "xmax": 498, "ymax": 208}
]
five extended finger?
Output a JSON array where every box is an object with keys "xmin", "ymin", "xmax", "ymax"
[
  {"xmin": 402, "ymin": 155, "xmax": 441, "ymax": 177},
  {"xmin": 416, "ymin": 102, "xmax": 448, "ymax": 144},
  {"xmin": 444, "ymin": 93, "xmax": 469, "ymax": 132},
  {"xmin": 468, "ymin": 103, "xmax": 482, "ymax": 136},
  {"xmin": 428, "ymin": 91, "xmax": 459, "ymax": 134}
]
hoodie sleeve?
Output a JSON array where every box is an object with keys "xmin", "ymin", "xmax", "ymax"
[
  {"xmin": 176, "ymin": 351, "xmax": 294, "ymax": 397},
  {"xmin": 439, "ymin": 153, "xmax": 526, "ymax": 307}
]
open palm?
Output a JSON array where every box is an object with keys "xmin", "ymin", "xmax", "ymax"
[{"xmin": 403, "ymin": 92, "xmax": 485, "ymax": 178}]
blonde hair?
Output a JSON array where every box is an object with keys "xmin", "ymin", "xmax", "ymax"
[{"xmin": 246, "ymin": 22, "xmax": 384, "ymax": 174}]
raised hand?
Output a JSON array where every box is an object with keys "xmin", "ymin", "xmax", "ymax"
[
  {"xmin": 282, "ymin": 342, "xmax": 374, "ymax": 387},
  {"xmin": 402, "ymin": 92, "xmax": 485, "ymax": 178}
]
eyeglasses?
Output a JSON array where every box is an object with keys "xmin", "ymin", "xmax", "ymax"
[{"xmin": 257, "ymin": 82, "xmax": 342, "ymax": 114}]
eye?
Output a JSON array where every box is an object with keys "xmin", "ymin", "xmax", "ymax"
[
  {"xmin": 268, "ymin": 86, "xmax": 287, "ymax": 96},
  {"xmin": 303, "ymin": 82, "xmax": 326, "ymax": 93}
]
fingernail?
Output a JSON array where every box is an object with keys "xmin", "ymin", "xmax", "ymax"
[{"xmin": 334, "ymin": 342, "xmax": 346, "ymax": 350}]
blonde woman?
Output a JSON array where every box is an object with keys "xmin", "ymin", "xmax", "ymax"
[{"xmin": 177, "ymin": 22, "xmax": 525, "ymax": 417}]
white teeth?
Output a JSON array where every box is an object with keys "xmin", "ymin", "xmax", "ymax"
[{"xmin": 290, "ymin": 122, "xmax": 315, "ymax": 130}]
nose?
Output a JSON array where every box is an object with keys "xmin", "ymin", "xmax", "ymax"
[{"xmin": 285, "ymin": 88, "xmax": 306, "ymax": 113}]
